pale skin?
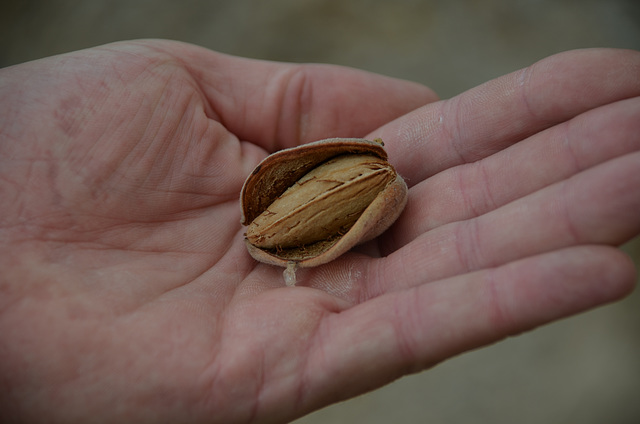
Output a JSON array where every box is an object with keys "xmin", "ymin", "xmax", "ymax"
[{"xmin": 0, "ymin": 40, "xmax": 638, "ymax": 423}]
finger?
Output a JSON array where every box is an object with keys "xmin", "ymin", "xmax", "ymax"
[
  {"xmin": 302, "ymin": 246, "xmax": 635, "ymax": 411},
  {"xmin": 389, "ymin": 96, "xmax": 640, "ymax": 247},
  {"xmin": 377, "ymin": 151, "xmax": 640, "ymax": 292},
  {"xmin": 156, "ymin": 41, "xmax": 438, "ymax": 151},
  {"xmin": 370, "ymin": 48, "xmax": 640, "ymax": 184}
]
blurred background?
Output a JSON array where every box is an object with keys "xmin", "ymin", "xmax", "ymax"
[{"xmin": 1, "ymin": 0, "xmax": 638, "ymax": 423}]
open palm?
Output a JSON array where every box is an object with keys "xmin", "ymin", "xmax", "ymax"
[{"xmin": 0, "ymin": 40, "xmax": 638, "ymax": 423}]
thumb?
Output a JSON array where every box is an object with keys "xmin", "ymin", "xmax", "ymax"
[{"xmin": 155, "ymin": 40, "xmax": 438, "ymax": 150}]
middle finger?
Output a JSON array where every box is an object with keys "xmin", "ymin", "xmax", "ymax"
[{"xmin": 386, "ymin": 96, "xmax": 640, "ymax": 251}]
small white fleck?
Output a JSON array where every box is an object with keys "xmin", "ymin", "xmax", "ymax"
[{"xmin": 283, "ymin": 261, "xmax": 298, "ymax": 286}]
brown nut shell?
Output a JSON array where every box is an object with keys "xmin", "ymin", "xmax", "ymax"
[{"xmin": 240, "ymin": 138, "xmax": 407, "ymax": 269}]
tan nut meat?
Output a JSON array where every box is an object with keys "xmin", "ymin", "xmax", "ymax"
[{"xmin": 240, "ymin": 138, "xmax": 407, "ymax": 285}]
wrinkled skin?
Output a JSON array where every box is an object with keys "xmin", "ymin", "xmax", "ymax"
[{"xmin": 0, "ymin": 40, "xmax": 638, "ymax": 423}]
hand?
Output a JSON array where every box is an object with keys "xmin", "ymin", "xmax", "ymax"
[{"xmin": 0, "ymin": 41, "xmax": 637, "ymax": 423}]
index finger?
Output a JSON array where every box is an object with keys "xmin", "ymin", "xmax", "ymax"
[{"xmin": 371, "ymin": 48, "xmax": 640, "ymax": 185}]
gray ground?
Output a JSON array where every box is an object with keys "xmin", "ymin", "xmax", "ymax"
[{"xmin": 2, "ymin": 1, "xmax": 639, "ymax": 423}]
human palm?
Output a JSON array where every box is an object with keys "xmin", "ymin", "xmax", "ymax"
[{"xmin": 1, "ymin": 41, "xmax": 638, "ymax": 423}]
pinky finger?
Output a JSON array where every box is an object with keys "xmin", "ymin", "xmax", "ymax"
[{"xmin": 301, "ymin": 245, "xmax": 636, "ymax": 409}]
